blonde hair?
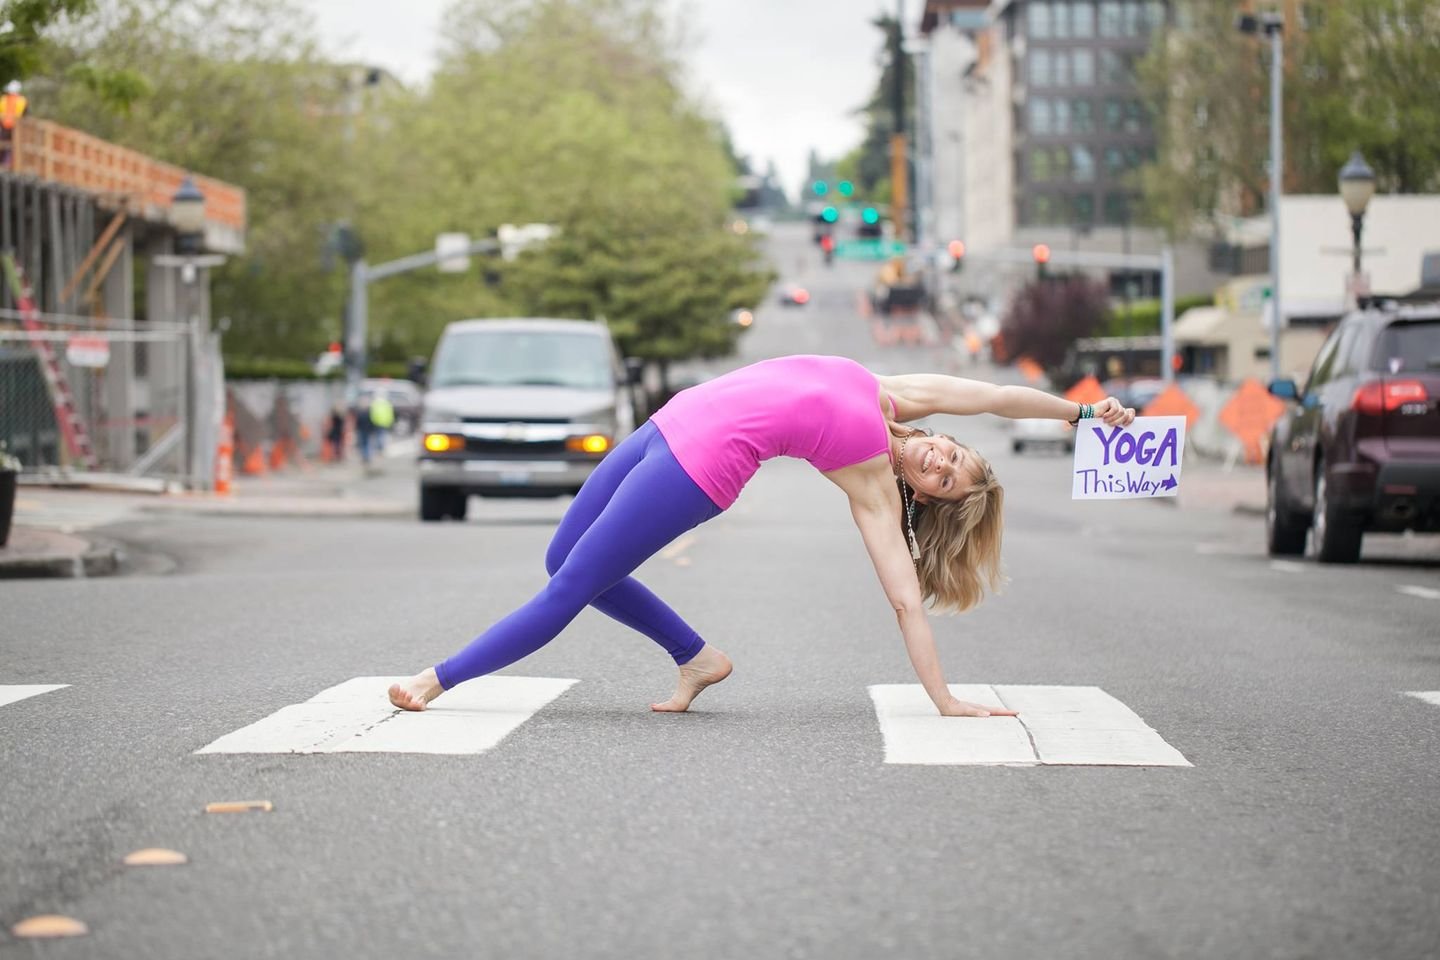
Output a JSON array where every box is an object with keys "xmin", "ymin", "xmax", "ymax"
[{"xmin": 893, "ymin": 427, "xmax": 1005, "ymax": 613}]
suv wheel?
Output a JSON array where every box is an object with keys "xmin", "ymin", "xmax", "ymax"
[
  {"xmin": 1312, "ymin": 460, "xmax": 1362, "ymax": 563},
  {"xmin": 1266, "ymin": 461, "xmax": 1307, "ymax": 556},
  {"xmin": 447, "ymin": 490, "xmax": 469, "ymax": 521},
  {"xmin": 420, "ymin": 487, "xmax": 448, "ymax": 522}
]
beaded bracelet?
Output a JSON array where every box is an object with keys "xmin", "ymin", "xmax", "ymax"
[{"xmin": 1068, "ymin": 402, "xmax": 1094, "ymax": 426}]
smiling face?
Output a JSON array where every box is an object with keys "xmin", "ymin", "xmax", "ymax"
[{"xmin": 899, "ymin": 433, "xmax": 983, "ymax": 503}]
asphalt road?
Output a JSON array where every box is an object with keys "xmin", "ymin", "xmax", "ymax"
[{"xmin": 3, "ymin": 223, "xmax": 1439, "ymax": 960}]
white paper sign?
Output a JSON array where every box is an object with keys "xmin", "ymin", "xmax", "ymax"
[{"xmin": 1071, "ymin": 416, "xmax": 1186, "ymax": 500}]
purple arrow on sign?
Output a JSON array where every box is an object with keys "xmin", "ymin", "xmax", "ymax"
[{"xmin": 1161, "ymin": 475, "xmax": 1178, "ymax": 491}]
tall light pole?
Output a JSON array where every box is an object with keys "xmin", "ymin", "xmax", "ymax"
[
  {"xmin": 1338, "ymin": 150, "xmax": 1377, "ymax": 278},
  {"xmin": 1238, "ymin": 11, "xmax": 1284, "ymax": 380}
]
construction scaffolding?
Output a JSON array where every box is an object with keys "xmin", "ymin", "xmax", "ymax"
[{"xmin": 0, "ymin": 116, "xmax": 245, "ymax": 486}]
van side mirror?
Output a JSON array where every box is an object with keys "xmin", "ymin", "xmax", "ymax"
[
  {"xmin": 624, "ymin": 357, "xmax": 644, "ymax": 386},
  {"xmin": 1268, "ymin": 378, "xmax": 1299, "ymax": 401}
]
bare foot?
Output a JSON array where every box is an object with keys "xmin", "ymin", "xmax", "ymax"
[
  {"xmin": 388, "ymin": 668, "xmax": 444, "ymax": 712},
  {"xmin": 651, "ymin": 644, "xmax": 732, "ymax": 713}
]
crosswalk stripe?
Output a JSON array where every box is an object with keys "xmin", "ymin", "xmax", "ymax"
[
  {"xmin": 868, "ymin": 684, "xmax": 1191, "ymax": 767},
  {"xmin": 195, "ymin": 676, "xmax": 577, "ymax": 755},
  {"xmin": 1404, "ymin": 692, "xmax": 1440, "ymax": 707},
  {"xmin": 0, "ymin": 685, "xmax": 69, "ymax": 708}
]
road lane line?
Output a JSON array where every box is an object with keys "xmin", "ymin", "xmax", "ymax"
[
  {"xmin": 196, "ymin": 676, "xmax": 577, "ymax": 755},
  {"xmin": 869, "ymin": 684, "xmax": 1191, "ymax": 767},
  {"xmin": 1397, "ymin": 585, "xmax": 1440, "ymax": 601},
  {"xmin": 0, "ymin": 685, "xmax": 69, "ymax": 708},
  {"xmin": 1404, "ymin": 692, "xmax": 1440, "ymax": 707}
]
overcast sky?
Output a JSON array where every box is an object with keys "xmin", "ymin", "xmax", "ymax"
[{"xmin": 301, "ymin": 0, "xmax": 899, "ymax": 198}]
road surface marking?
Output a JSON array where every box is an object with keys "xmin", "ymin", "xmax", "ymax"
[
  {"xmin": 0, "ymin": 685, "xmax": 69, "ymax": 708},
  {"xmin": 1397, "ymin": 585, "xmax": 1440, "ymax": 601},
  {"xmin": 1269, "ymin": 561, "xmax": 1307, "ymax": 574},
  {"xmin": 1404, "ymin": 692, "xmax": 1440, "ymax": 707},
  {"xmin": 868, "ymin": 684, "xmax": 1191, "ymax": 767},
  {"xmin": 196, "ymin": 676, "xmax": 577, "ymax": 755}
]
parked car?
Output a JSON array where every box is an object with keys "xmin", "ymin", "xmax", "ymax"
[
  {"xmin": 416, "ymin": 319, "xmax": 641, "ymax": 521},
  {"xmin": 359, "ymin": 377, "xmax": 422, "ymax": 434},
  {"xmin": 1011, "ymin": 418, "xmax": 1074, "ymax": 454},
  {"xmin": 1266, "ymin": 299, "xmax": 1440, "ymax": 562}
]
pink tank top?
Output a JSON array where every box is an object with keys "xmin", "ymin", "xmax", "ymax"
[{"xmin": 649, "ymin": 355, "xmax": 892, "ymax": 509}]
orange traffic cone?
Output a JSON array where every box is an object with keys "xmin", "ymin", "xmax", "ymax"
[
  {"xmin": 214, "ymin": 414, "xmax": 234, "ymax": 495},
  {"xmin": 242, "ymin": 445, "xmax": 266, "ymax": 476}
]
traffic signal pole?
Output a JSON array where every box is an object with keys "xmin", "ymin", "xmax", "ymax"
[{"xmin": 890, "ymin": 0, "xmax": 909, "ymax": 243}]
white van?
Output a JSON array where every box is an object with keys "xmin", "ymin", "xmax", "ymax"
[{"xmin": 416, "ymin": 319, "xmax": 640, "ymax": 521}]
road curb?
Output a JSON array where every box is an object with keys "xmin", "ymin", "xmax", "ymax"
[{"xmin": 0, "ymin": 534, "xmax": 122, "ymax": 579}]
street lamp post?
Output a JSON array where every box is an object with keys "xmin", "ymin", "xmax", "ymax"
[
  {"xmin": 1338, "ymin": 150, "xmax": 1377, "ymax": 279},
  {"xmin": 1237, "ymin": 11, "xmax": 1284, "ymax": 380}
]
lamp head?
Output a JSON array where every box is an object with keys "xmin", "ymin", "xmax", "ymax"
[{"xmin": 1338, "ymin": 150, "xmax": 1376, "ymax": 217}]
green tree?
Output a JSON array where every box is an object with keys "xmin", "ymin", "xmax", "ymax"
[
  {"xmin": 1139, "ymin": 0, "xmax": 1440, "ymax": 237},
  {"xmin": 37, "ymin": 0, "xmax": 362, "ymax": 359},
  {"xmin": 355, "ymin": 0, "xmax": 774, "ymax": 374},
  {"xmin": 1000, "ymin": 276, "xmax": 1111, "ymax": 371},
  {"xmin": 0, "ymin": 0, "xmax": 147, "ymax": 109}
]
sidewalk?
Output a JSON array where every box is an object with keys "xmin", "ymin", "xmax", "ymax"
[{"xmin": 2, "ymin": 437, "xmax": 417, "ymax": 577}]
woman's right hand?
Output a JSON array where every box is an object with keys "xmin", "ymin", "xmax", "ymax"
[{"xmin": 937, "ymin": 697, "xmax": 1018, "ymax": 718}]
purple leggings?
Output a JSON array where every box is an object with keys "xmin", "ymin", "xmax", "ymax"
[{"xmin": 434, "ymin": 421, "xmax": 722, "ymax": 690}]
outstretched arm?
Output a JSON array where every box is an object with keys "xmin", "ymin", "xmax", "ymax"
[
  {"xmin": 878, "ymin": 374, "xmax": 1135, "ymax": 426},
  {"xmin": 848, "ymin": 493, "xmax": 1016, "ymax": 718}
]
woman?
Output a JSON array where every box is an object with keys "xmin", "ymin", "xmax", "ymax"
[{"xmin": 388, "ymin": 355, "xmax": 1135, "ymax": 718}]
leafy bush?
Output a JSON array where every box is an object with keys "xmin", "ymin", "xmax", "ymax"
[{"xmin": 1000, "ymin": 276, "xmax": 1113, "ymax": 370}]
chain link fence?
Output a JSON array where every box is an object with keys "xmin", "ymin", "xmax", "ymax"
[{"xmin": 0, "ymin": 314, "xmax": 213, "ymax": 482}]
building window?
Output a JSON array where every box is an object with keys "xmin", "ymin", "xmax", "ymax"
[
  {"xmin": 1054, "ymin": 50, "xmax": 1070, "ymax": 86},
  {"xmin": 1028, "ymin": 0, "xmax": 1053, "ymax": 39},
  {"xmin": 1073, "ymin": 145, "xmax": 1096, "ymax": 182},
  {"xmin": 1105, "ymin": 146, "xmax": 1124, "ymax": 176},
  {"xmin": 1104, "ymin": 97, "xmax": 1124, "ymax": 132},
  {"xmin": 1104, "ymin": 192, "xmax": 1133, "ymax": 225},
  {"xmin": 1100, "ymin": 50, "xmax": 1134, "ymax": 85},
  {"xmin": 1099, "ymin": 0, "xmax": 1122, "ymax": 38},
  {"xmin": 1053, "ymin": 98, "xmax": 1071, "ymax": 134},
  {"xmin": 1032, "ymin": 149, "xmax": 1052, "ymax": 182},
  {"xmin": 1073, "ymin": 194, "xmax": 1096, "ymax": 225},
  {"xmin": 1072, "ymin": 98, "xmax": 1094, "ymax": 133},
  {"xmin": 1072, "ymin": 49, "xmax": 1094, "ymax": 85},
  {"xmin": 1124, "ymin": 99, "xmax": 1146, "ymax": 133},
  {"xmin": 1029, "ymin": 98, "xmax": 1053, "ymax": 135},
  {"xmin": 1032, "ymin": 194, "xmax": 1058, "ymax": 225},
  {"xmin": 1053, "ymin": 147, "xmax": 1073, "ymax": 181},
  {"xmin": 1073, "ymin": 1, "xmax": 1095, "ymax": 38},
  {"xmin": 1030, "ymin": 50, "xmax": 1052, "ymax": 86},
  {"xmin": 1122, "ymin": 0, "xmax": 1144, "ymax": 37},
  {"xmin": 1146, "ymin": 0, "xmax": 1166, "ymax": 31}
]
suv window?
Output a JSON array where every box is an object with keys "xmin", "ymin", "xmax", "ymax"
[
  {"xmin": 1304, "ymin": 325, "xmax": 1346, "ymax": 393},
  {"xmin": 1371, "ymin": 320, "xmax": 1440, "ymax": 374}
]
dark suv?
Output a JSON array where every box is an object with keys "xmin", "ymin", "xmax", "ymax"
[{"xmin": 1266, "ymin": 299, "xmax": 1440, "ymax": 562}]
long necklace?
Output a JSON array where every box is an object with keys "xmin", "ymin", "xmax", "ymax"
[{"xmin": 897, "ymin": 432, "xmax": 921, "ymax": 563}]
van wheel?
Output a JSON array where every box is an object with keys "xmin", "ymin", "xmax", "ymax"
[
  {"xmin": 1266, "ymin": 461, "xmax": 1307, "ymax": 556},
  {"xmin": 1312, "ymin": 460, "xmax": 1362, "ymax": 563},
  {"xmin": 420, "ymin": 487, "xmax": 449, "ymax": 522}
]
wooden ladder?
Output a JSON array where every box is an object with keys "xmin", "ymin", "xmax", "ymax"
[{"xmin": 2, "ymin": 252, "xmax": 99, "ymax": 469}]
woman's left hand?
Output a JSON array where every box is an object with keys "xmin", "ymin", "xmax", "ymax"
[{"xmin": 1094, "ymin": 396, "xmax": 1136, "ymax": 427}]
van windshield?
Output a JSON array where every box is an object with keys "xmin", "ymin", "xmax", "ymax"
[{"xmin": 431, "ymin": 330, "xmax": 613, "ymax": 390}]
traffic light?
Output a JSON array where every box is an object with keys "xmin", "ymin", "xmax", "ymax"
[
  {"xmin": 821, "ymin": 206, "xmax": 839, "ymax": 223},
  {"xmin": 948, "ymin": 240, "xmax": 966, "ymax": 273},
  {"xmin": 812, "ymin": 180, "xmax": 829, "ymax": 196},
  {"xmin": 858, "ymin": 207, "xmax": 882, "ymax": 238},
  {"xmin": 1032, "ymin": 243, "xmax": 1051, "ymax": 280},
  {"xmin": 838, "ymin": 180, "xmax": 854, "ymax": 197}
]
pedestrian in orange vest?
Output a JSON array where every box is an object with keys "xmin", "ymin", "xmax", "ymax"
[{"xmin": 0, "ymin": 80, "xmax": 28, "ymax": 169}]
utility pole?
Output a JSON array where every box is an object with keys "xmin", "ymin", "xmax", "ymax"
[{"xmin": 890, "ymin": 0, "xmax": 909, "ymax": 243}]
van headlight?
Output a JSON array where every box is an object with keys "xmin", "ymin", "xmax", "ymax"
[{"xmin": 565, "ymin": 434, "xmax": 612, "ymax": 454}]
